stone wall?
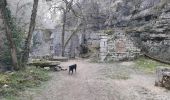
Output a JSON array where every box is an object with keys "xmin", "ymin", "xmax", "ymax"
[{"xmin": 100, "ymin": 29, "xmax": 141, "ymax": 62}]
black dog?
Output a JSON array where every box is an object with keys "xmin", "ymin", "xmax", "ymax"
[{"xmin": 69, "ymin": 64, "xmax": 77, "ymax": 74}]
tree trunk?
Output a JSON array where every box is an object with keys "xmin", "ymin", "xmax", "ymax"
[
  {"xmin": 5, "ymin": 23, "xmax": 19, "ymax": 70},
  {"xmin": 22, "ymin": 0, "xmax": 39, "ymax": 65},
  {"xmin": 61, "ymin": 12, "xmax": 66, "ymax": 57},
  {"xmin": 0, "ymin": 0, "xmax": 19, "ymax": 70}
]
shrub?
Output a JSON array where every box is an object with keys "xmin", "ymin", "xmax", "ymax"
[{"xmin": 0, "ymin": 67, "xmax": 50, "ymax": 98}]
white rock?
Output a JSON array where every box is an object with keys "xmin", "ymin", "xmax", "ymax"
[{"xmin": 2, "ymin": 84, "xmax": 9, "ymax": 88}]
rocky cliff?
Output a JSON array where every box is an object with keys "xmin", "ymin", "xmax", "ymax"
[
  {"xmin": 125, "ymin": 0, "xmax": 170, "ymax": 61},
  {"xmin": 75, "ymin": 0, "xmax": 170, "ymax": 61}
]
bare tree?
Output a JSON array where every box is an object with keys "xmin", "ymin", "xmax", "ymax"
[
  {"xmin": 60, "ymin": 0, "xmax": 74, "ymax": 56},
  {"xmin": 22, "ymin": 0, "xmax": 39, "ymax": 65},
  {"xmin": 0, "ymin": 0, "xmax": 19, "ymax": 70},
  {"xmin": 49, "ymin": 0, "xmax": 85, "ymax": 56}
]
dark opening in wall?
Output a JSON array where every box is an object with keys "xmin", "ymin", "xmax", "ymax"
[
  {"xmin": 153, "ymin": 16, "xmax": 158, "ymax": 19},
  {"xmin": 151, "ymin": 37, "xmax": 165, "ymax": 41},
  {"xmin": 165, "ymin": 9, "xmax": 170, "ymax": 13},
  {"xmin": 137, "ymin": 18, "xmax": 143, "ymax": 22},
  {"xmin": 145, "ymin": 15, "xmax": 152, "ymax": 21}
]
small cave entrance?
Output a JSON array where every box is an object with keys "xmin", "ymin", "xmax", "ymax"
[
  {"xmin": 151, "ymin": 37, "xmax": 166, "ymax": 41},
  {"xmin": 145, "ymin": 15, "xmax": 152, "ymax": 21},
  {"xmin": 136, "ymin": 17, "xmax": 143, "ymax": 22}
]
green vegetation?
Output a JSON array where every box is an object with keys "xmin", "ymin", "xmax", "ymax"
[
  {"xmin": 0, "ymin": 67, "xmax": 50, "ymax": 99},
  {"xmin": 135, "ymin": 57, "xmax": 170, "ymax": 73},
  {"xmin": 2, "ymin": 6, "xmax": 24, "ymax": 66}
]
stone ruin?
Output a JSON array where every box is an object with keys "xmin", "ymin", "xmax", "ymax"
[
  {"xmin": 99, "ymin": 30, "xmax": 141, "ymax": 62},
  {"xmin": 30, "ymin": 28, "xmax": 80, "ymax": 59},
  {"xmin": 29, "ymin": 28, "xmax": 142, "ymax": 62}
]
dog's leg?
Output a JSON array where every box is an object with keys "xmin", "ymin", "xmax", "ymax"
[
  {"xmin": 69, "ymin": 68, "xmax": 73, "ymax": 75},
  {"xmin": 69, "ymin": 68, "xmax": 71, "ymax": 74},
  {"xmin": 69, "ymin": 71, "xmax": 73, "ymax": 74}
]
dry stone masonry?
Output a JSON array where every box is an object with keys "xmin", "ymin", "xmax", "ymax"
[{"xmin": 100, "ymin": 30, "xmax": 141, "ymax": 62}]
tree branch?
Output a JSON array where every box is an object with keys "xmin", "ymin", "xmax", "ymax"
[{"xmin": 64, "ymin": 24, "xmax": 81, "ymax": 48}]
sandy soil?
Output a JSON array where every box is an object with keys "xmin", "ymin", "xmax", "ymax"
[{"xmin": 20, "ymin": 59, "xmax": 170, "ymax": 100}]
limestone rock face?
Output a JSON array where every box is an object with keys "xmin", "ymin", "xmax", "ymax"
[
  {"xmin": 126, "ymin": 1, "xmax": 170, "ymax": 61},
  {"xmin": 77, "ymin": 0, "xmax": 170, "ymax": 61}
]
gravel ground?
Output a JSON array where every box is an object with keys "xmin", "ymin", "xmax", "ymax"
[{"xmin": 19, "ymin": 59, "xmax": 170, "ymax": 100}]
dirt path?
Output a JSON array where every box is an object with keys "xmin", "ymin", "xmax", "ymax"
[{"xmin": 21, "ymin": 59, "xmax": 170, "ymax": 100}]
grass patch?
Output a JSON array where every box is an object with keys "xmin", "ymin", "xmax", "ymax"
[
  {"xmin": 0, "ymin": 66, "xmax": 50, "ymax": 99},
  {"xmin": 135, "ymin": 57, "xmax": 170, "ymax": 73}
]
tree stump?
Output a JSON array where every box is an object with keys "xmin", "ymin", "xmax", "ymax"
[{"xmin": 155, "ymin": 67, "xmax": 170, "ymax": 89}]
